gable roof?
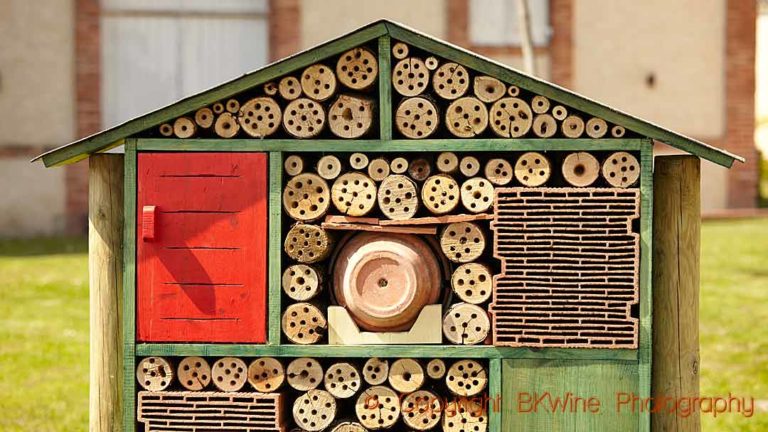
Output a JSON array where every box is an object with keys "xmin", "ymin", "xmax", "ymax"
[{"xmin": 33, "ymin": 19, "xmax": 743, "ymax": 168}]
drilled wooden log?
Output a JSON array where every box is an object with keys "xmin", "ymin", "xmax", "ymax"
[
  {"xmin": 173, "ymin": 117, "xmax": 196, "ymax": 139},
  {"xmin": 425, "ymin": 56, "xmax": 439, "ymax": 70},
  {"xmin": 390, "ymin": 157, "xmax": 409, "ymax": 174},
  {"xmin": 392, "ymin": 42, "xmax": 409, "ymax": 59},
  {"xmin": 408, "ymin": 158, "xmax": 432, "ymax": 181},
  {"xmin": 248, "ymin": 357, "xmax": 285, "ymax": 393},
  {"xmin": 489, "ymin": 97, "xmax": 533, "ymax": 137},
  {"xmin": 402, "ymin": 390, "xmax": 442, "ymax": 430},
  {"xmin": 336, "ymin": 47, "xmax": 378, "ymax": 91},
  {"xmin": 238, "ymin": 96, "xmax": 282, "ymax": 138},
  {"xmin": 440, "ymin": 222, "xmax": 485, "ymax": 263},
  {"xmin": 214, "ymin": 112, "xmax": 240, "ymax": 138},
  {"xmin": 532, "ymin": 114, "xmax": 557, "ymax": 138},
  {"xmin": 284, "ymin": 155, "xmax": 304, "ymax": 176},
  {"xmin": 283, "ymin": 98, "xmax": 326, "ymax": 138},
  {"xmin": 443, "ymin": 303, "xmax": 490, "ymax": 345},
  {"xmin": 345, "ymin": 154, "xmax": 367, "ymax": 171},
  {"xmin": 282, "ymin": 302, "xmax": 327, "ymax": 345},
  {"xmin": 331, "ymin": 421, "xmax": 367, "ymax": 432},
  {"xmin": 332, "ymin": 172, "xmax": 377, "ymax": 216},
  {"xmin": 393, "ymin": 58, "xmax": 429, "ymax": 97},
  {"xmin": 301, "ymin": 64, "xmax": 337, "ymax": 101},
  {"xmin": 562, "ymin": 152, "xmax": 600, "ymax": 187},
  {"xmin": 294, "ymin": 389, "xmax": 337, "ymax": 432},
  {"xmin": 395, "ymin": 96, "xmax": 439, "ymax": 139},
  {"xmin": 426, "ymin": 359, "xmax": 446, "ymax": 380},
  {"xmin": 284, "ymin": 224, "xmax": 333, "ymax": 263},
  {"xmin": 388, "ymin": 359, "xmax": 425, "ymax": 393},
  {"xmin": 282, "ymin": 264, "xmax": 323, "ymax": 302},
  {"xmin": 514, "ymin": 152, "xmax": 551, "ymax": 187},
  {"xmin": 318, "ymin": 155, "xmax": 343, "ymax": 180},
  {"xmin": 212, "ymin": 102, "xmax": 225, "ymax": 114},
  {"xmin": 460, "ymin": 156, "xmax": 481, "ymax": 177},
  {"xmin": 602, "ymin": 151, "xmax": 640, "ymax": 188},
  {"xmin": 612, "ymin": 125, "xmax": 626, "ymax": 138},
  {"xmin": 356, "ymin": 386, "xmax": 400, "ymax": 429},
  {"xmin": 473, "ymin": 76, "xmax": 506, "ymax": 103},
  {"xmin": 177, "ymin": 356, "xmax": 211, "ymax": 391},
  {"xmin": 367, "ymin": 157, "xmax": 390, "ymax": 181},
  {"xmin": 586, "ymin": 117, "xmax": 608, "ymax": 138},
  {"xmin": 433, "ymin": 62, "xmax": 469, "ymax": 100},
  {"xmin": 225, "ymin": 98, "xmax": 240, "ymax": 113},
  {"xmin": 194, "ymin": 107, "xmax": 214, "ymax": 129},
  {"xmin": 561, "ymin": 115, "xmax": 585, "ymax": 138},
  {"xmin": 283, "ymin": 173, "xmax": 330, "ymax": 222},
  {"xmin": 264, "ymin": 81, "xmax": 278, "ymax": 96},
  {"xmin": 446, "ymin": 360, "xmax": 488, "ymax": 396},
  {"xmin": 287, "ymin": 357, "xmax": 324, "ymax": 391},
  {"xmin": 436, "ymin": 152, "xmax": 459, "ymax": 174},
  {"xmin": 551, "ymin": 105, "xmax": 568, "ymax": 121},
  {"xmin": 378, "ymin": 174, "xmax": 419, "ymax": 220},
  {"xmin": 136, "ymin": 357, "xmax": 173, "ymax": 392},
  {"xmin": 446, "ymin": 96, "xmax": 489, "ymax": 138},
  {"xmin": 329, "ymin": 94, "xmax": 374, "ymax": 139},
  {"xmin": 531, "ymin": 95, "xmax": 550, "ymax": 114},
  {"xmin": 158, "ymin": 123, "xmax": 173, "ymax": 137},
  {"xmin": 507, "ymin": 85, "xmax": 520, "ymax": 97},
  {"xmin": 484, "ymin": 158, "xmax": 513, "ymax": 186},
  {"xmin": 363, "ymin": 358, "xmax": 389, "ymax": 386},
  {"xmin": 279, "ymin": 76, "xmax": 302, "ymax": 100},
  {"xmin": 460, "ymin": 177, "xmax": 494, "ymax": 213},
  {"xmin": 452, "ymin": 263, "xmax": 492, "ymax": 304},
  {"xmin": 422, "ymin": 174, "xmax": 460, "ymax": 215},
  {"xmin": 211, "ymin": 357, "xmax": 247, "ymax": 392},
  {"xmin": 442, "ymin": 397, "xmax": 488, "ymax": 432},
  {"xmin": 324, "ymin": 362, "xmax": 362, "ymax": 399}
]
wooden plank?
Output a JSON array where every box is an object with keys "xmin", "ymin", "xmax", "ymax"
[
  {"xmin": 89, "ymin": 154, "xmax": 124, "ymax": 432},
  {"xmin": 378, "ymin": 35, "xmax": 393, "ymax": 140},
  {"xmin": 379, "ymin": 213, "xmax": 493, "ymax": 226},
  {"xmin": 268, "ymin": 152, "xmax": 283, "ymax": 345},
  {"xmin": 488, "ymin": 358, "xmax": 501, "ymax": 432},
  {"xmin": 122, "ymin": 139, "xmax": 138, "ymax": 432},
  {"xmin": 328, "ymin": 305, "xmax": 442, "ymax": 345},
  {"xmin": 638, "ymin": 141, "xmax": 654, "ymax": 432},
  {"xmin": 321, "ymin": 222, "xmax": 437, "ymax": 235},
  {"xmin": 324, "ymin": 215, "xmax": 379, "ymax": 225},
  {"xmin": 651, "ymin": 156, "xmax": 700, "ymax": 432}
]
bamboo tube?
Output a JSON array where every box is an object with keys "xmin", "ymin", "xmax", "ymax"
[
  {"xmin": 136, "ymin": 357, "xmax": 173, "ymax": 392},
  {"xmin": 378, "ymin": 174, "xmax": 419, "ymax": 220},
  {"xmin": 440, "ymin": 222, "xmax": 486, "ymax": 263},
  {"xmin": 489, "ymin": 97, "xmax": 533, "ymax": 138},
  {"xmin": 442, "ymin": 303, "xmax": 490, "ymax": 345},
  {"xmin": 460, "ymin": 177, "xmax": 494, "ymax": 213},
  {"xmin": 514, "ymin": 152, "xmax": 551, "ymax": 187},
  {"xmin": 317, "ymin": 155, "xmax": 342, "ymax": 180},
  {"xmin": 214, "ymin": 112, "xmax": 240, "ymax": 138},
  {"xmin": 532, "ymin": 114, "xmax": 557, "ymax": 138},
  {"xmin": 173, "ymin": 117, "xmax": 196, "ymax": 139},
  {"xmin": 279, "ymin": 76, "xmax": 302, "ymax": 100},
  {"xmin": 336, "ymin": 47, "xmax": 378, "ymax": 91},
  {"xmin": 484, "ymin": 158, "xmax": 513, "ymax": 186},
  {"xmin": 390, "ymin": 157, "xmax": 409, "ymax": 174},
  {"xmin": 433, "ymin": 62, "xmax": 470, "ymax": 100},
  {"xmin": 301, "ymin": 64, "xmax": 337, "ymax": 102},
  {"xmin": 287, "ymin": 358, "xmax": 324, "ymax": 391},
  {"xmin": 551, "ymin": 105, "xmax": 568, "ymax": 120},
  {"xmin": 388, "ymin": 359, "xmax": 425, "ymax": 393},
  {"xmin": 238, "ymin": 96, "xmax": 282, "ymax": 138},
  {"xmin": 212, "ymin": 102, "xmax": 225, "ymax": 114},
  {"xmin": 293, "ymin": 389, "xmax": 337, "ymax": 432},
  {"xmin": 562, "ymin": 152, "xmax": 600, "ymax": 187},
  {"xmin": 460, "ymin": 156, "xmax": 481, "ymax": 177},
  {"xmin": 422, "ymin": 174, "xmax": 460, "ymax": 215},
  {"xmin": 395, "ymin": 96, "xmax": 439, "ymax": 139},
  {"xmin": 247, "ymin": 357, "xmax": 285, "ymax": 393},
  {"xmin": 284, "ymin": 155, "xmax": 304, "ymax": 176},
  {"xmin": 402, "ymin": 390, "xmax": 442, "ymax": 430},
  {"xmin": 446, "ymin": 360, "xmax": 488, "ymax": 396},
  {"xmin": 426, "ymin": 359, "xmax": 446, "ymax": 380},
  {"xmin": 194, "ymin": 107, "xmax": 214, "ymax": 129},
  {"xmin": 225, "ymin": 98, "xmax": 240, "ymax": 113},
  {"xmin": 586, "ymin": 117, "xmax": 608, "ymax": 138},
  {"xmin": 436, "ymin": 152, "xmax": 459, "ymax": 174},
  {"xmin": 331, "ymin": 172, "xmax": 377, "ymax": 216},
  {"xmin": 367, "ymin": 157, "xmax": 390, "ymax": 181},
  {"xmin": 283, "ymin": 173, "xmax": 330, "ymax": 222},
  {"xmin": 452, "ymin": 263, "xmax": 493, "ymax": 304},
  {"xmin": 328, "ymin": 94, "xmax": 374, "ymax": 139},
  {"xmin": 284, "ymin": 224, "xmax": 333, "ymax": 264},
  {"xmin": 349, "ymin": 153, "xmax": 369, "ymax": 170},
  {"xmin": 392, "ymin": 42, "xmax": 409, "ymax": 59},
  {"xmin": 282, "ymin": 264, "xmax": 323, "ymax": 302},
  {"xmin": 611, "ymin": 125, "xmax": 626, "ymax": 138},
  {"xmin": 561, "ymin": 115, "xmax": 585, "ymax": 138},
  {"xmin": 211, "ymin": 357, "xmax": 248, "ymax": 392},
  {"xmin": 446, "ymin": 96, "xmax": 489, "ymax": 138},
  {"xmin": 356, "ymin": 386, "xmax": 400, "ymax": 429},
  {"xmin": 282, "ymin": 302, "xmax": 327, "ymax": 345},
  {"xmin": 507, "ymin": 85, "xmax": 520, "ymax": 97},
  {"xmin": 473, "ymin": 76, "xmax": 506, "ymax": 103},
  {"xmin": 177, "ymin": 356, "xmax": 211, "ymax": 391},
  {"xmin": 324, "ymin": 362, "xmax": 362, "ymax": 399},
  {"xmin": 602, "ymin": 151, "xmax": 640, "ymax": 188},
  {"xmin": 283, "ymin": 98, "xmax": 326, "ymax": 139},
  {"xmin": 425, "ymin": 56, "xmax": 439, "ymax": 70},
  {"xmin": 158, "ymin": 123, "xmax": 173, "ymax": 137},
  {"xmin": 531, "ymin": 95, "xmax": 550, "ymax": 114},
  {"xmin": 393, "ymin": 58, "xmax": 430, "ymax": 97},
  {"xmin": 408, "ymin": 158, "xmax": 432, "ymax": 181},
  {"xmin": 264, "ymin": 81, "xmax": 278, "ymax": 96},
  {"xmin": 363, "ymin": 358, "xmax": 389, "ymax": 386}
]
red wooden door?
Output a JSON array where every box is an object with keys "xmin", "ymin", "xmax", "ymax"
[{"xmin": 137, "ymin": 152, "xmax": 268, "ymax": 343}]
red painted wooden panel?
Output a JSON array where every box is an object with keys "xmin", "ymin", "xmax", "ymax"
[{"xmin": 137, "ymin": 152, "xmax": 268, "ymax": 343}]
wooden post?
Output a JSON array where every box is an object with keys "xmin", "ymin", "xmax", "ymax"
[
  {"xmin": 652, "ymin": 155, "xmax": 700, "ymax": 432},
  {"xmin": 88, "ymin": 154, "xmax": 124, "ymax": 432}
]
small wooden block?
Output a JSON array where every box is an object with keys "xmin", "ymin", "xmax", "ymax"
[
  {"xmin": 531, "ymin": 95, "xmax": 550, "ymax": 114},
  {"xmin": 173, "ymin": 116, "xmax": 196, "ymax": 139},
  {"xmin": 349, "ymin": 153, "xmax": 369, "ymax": 170},
  {"xmin": 284, "ymin": 224, "xmax": 333, "ymax": 263},
  {"xmin": 336, "ymin": 47, "xmax": 378, "ymax": 91},
  {"xmin": 332, "ymin": 422, "xmax": 367, "ymax": 432},
  {"xmin": 442, "ymin": 397, "xmax": 488, "ymax": 432},
  {"xmin": 324, "ymin": 215, "xmax": 379, "ymax": 225},
  {"xmin": 238, "ymin": 96, "xmax": 282, "ymax": 138},
  {"xmin": 225, "ymin": 98, "xmax": 240, "ymax": 113},
  {"xmin": 378, "ymin": 174, "xmax": 419, "ymax": 220},
  {"xmin": 484, "ymin": 158, "xmax": 513, "ymax": 186},
  {"xmin": 158, "ymin": 123, "xmax": 173, "ymax": 137},
  {"xmin": 562, "ymin": 152, "xmax": 600, "ymax": 187},
  {"xmin": 279, "ymin": 76, "xmax": 302, "ymax": 100},
  {"xmin": 586, "ymin": 117, "xmax": 608, "ymax": 138},
  {"xmin": 194, "ymin": 107, "xmax": 214, "ymax": 129},
  {"xmin": 392, "ymin": 41, "xmax": 409, "ymax": 59},
  {"xmin": 321, "ymin": 222, "xmax": 437, "ymax": 235},
  {"xmin": 367, "ymin": 157, "xmax": 391, "ymax": 181},
  {"xmin": 214, "ymin": 112, "xmax": 240, "ymax": 138},
  {"xmin": 446, "ymin": 97, "xmax": 489, "ymax": 138},
  {"xmin": 328, "ymin": 304, "xmax": 443, "ymax": 345},
  {"xmin": 561, "ymin": 114, "xmax": 585, "ymax": 138},
  {"xmin": 390, "ymin": 157, "xmax": 409, "ymax": 174},
  {"xmin": 408, "ymin": 157, "xmax": 432, "ymax": 181},
  {"xmin": 551, "ymin": 104, "xmax": 568, "ymax": 120},
  {"xmin": 283, "ymin": 98, "xmax": 326, "ymax": 138},
  {"xmin": 436, "ymin": 152, "xmax": 459, "ymax": 174},
  {"xmin": 396, "ymin": 97, "xmax": 439, "ymax": 139},
  {"xmin": 459, "ymin": 156, "xmax": 481, "ymax": 177},
  {"xmin": 328, "ymin": 94, "xmax": 374, "ymax": 139},
  {"xmin": 284, "ymin": 155, "xmax": 304, "ymax": 176},
  {"xmin": 602, "ymin": 151, "xmax": 640, "ymax": 187},
  {"xmin": 378, "ymin": 213, "xmax": 493, "ymax": 226},
  {"xmin": 460, "ymin": 177, "xmax": 494, "ymax": 213},
  {"xmin": 532, "ymin": 113, "xmax": 557, "ymax": 138},
  {"xmin": 473, "ymin": 75, "xmax": 506, "ymax": 103},
  {"xmin": 452, "ymin": 262, "xmax": 493, "ymax": 304},
  {"xmin": 317, "ymin": 155, "xmax": 343, "ymax": 180}
]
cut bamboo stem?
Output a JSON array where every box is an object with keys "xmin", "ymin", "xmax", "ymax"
[
  {"xmin": 194, "ymin": 107, "xmax": 214, "ymax": 129},
  {"xmin": 214, "ymin": 112, "xmax": 240, "ymax": 138},
  {"xmin": 408, "ymin": 158, "xmax": 432, "ymax": 181},
  {"xmin": 460, "ymin": 156, "xmax": 481, "ymax": 177},
  {"xmin": 473, "ymin": 76, "xmax": 506, "ymax": 103},
  {"xmin": 426, "ymin": 359, "xmax": 446, "ymax": 380},
  {"xmin": 561, "ymin": 152, "xmax": 600, "ymax": 187}
]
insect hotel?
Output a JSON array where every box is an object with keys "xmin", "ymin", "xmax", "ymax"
[{"xmin": 35, "ymin": 20, "xmax": 742, "ymax": 432}]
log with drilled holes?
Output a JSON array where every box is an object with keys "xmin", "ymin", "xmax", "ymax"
[
  {"xmin": 507, "ymin": 85, "xmax": 520, "ymax": 97},
  {"xmin": 426, "ymin": 359, "xmax": 446, "ymax": 380},
  {"xmin": 349, "ymin": 153, "xmax": 369, "ymax": 170},
  {"xmin": 282, "ymin": 264, "xmax": 323, "ymax": 302},
  {"xmin": 561, "ymin": 114, "xmax": 585, "ymax": 138},
  {"xmin": 586, "ymin": 117, "xmax": 608, "ymax": 138},
  {"xmin": 473, "ymin": 75, "xmax": 506, "ymax": 103},
  {"xmin": 490, "ymin": 97, "xmax": 533, "ymax": 137},
  {"xmin": 324, "ymin": 362, "xmax": 362, "ymax": 399},
  {"xmin": 402, "ymin": 390, "xmax": 443, "ymax": 430},
  {"xmin": 283, "ymin": 173, "xmax": 330, "ymax": 222},
  {"xmin": 514, "ymin": 152, "xmax": 551, "ymax": 187},
  {"xmin": 332, "ymin": 172, "xmax": 377, "ymax": 216},
  {"xmin": 159, "ymin": 123, "xmax": 173, "ymax": 137},
  {"xmin": 136, "ymin": 357, "xmax": 173, "ymax": 392},
  {"xmin": 433, "ymin": 62, "xmax": 469, "ymax": 100},
  {"xmin": 378, "ymin": 174, "xmax": 419, "ymax": 220},
  {"xmin": 395, "ymin": 96, "xmax": 439, "ymax": 139},
  {"xmin": 328, "ymin": 94, "xmax": 374, "ymax": 139},
  {"xmin": 284, "ymin": 155, "xmax": 304, "ymax": 176},
  {"xmin": 425, "ymin": 56, "xmax": 439, "ymax": 71},
  {"xmin": 283, "ymin": 98, "xmax": 326, "ymax": 138},
  {"xmin": 279, "ymin": 76, "xmax": 302, "ymax": 100},
  {"xmin": 248, "ymin": 357, "xmax": 285, "ymax": 393},
  {"xmin": 446, "ymin": 96, "xmax": 489, "ymax": 138},
  {"xmin": 484, "ymin": 158, "xmax": 513, "ymax": 186},
  {"xmin": 214, "ymin": 112, "xmax": 240, "ymax": 138},
  {"xmin": 532, "ymin": 114, "xmax": 557, "ymax": 138},
  {"xmin": 238, "ymin": 97, "xmax": 282, "ymax": 138},
  {"xmin": 436, "ymin": 152, "xmax": 459, "ymax": 174},
  {"xmin": 318, "ymin": 155, "xmax": 343, "ymax": 180},
  {"xmin": 287, "ymin": 358, "xmax": 324, "ymax": 391},
  {"xmin": 173, "ymin": 117, "xmax": 196, "ymax": 139},
  {"xmin": 460, "ymin": 177, "xmax": 494, "ymax": 213},
  {"xmin": 531, "ymin": 95, "xmax": 550, "ymax": 114},
  {"xmin": 602, "ymin": 151, "xmax": 640, "ymax": 187},
  {"xmin": 460, "ymin": 155, "xmax": 481, "ymax": 177},
  {"xmin": 212, "ymin": 102, "xmax": 225, "ymax": 115},
  {"xmin": 363, "ymin": 358, "xmax": 389, "ymax": 385},
  {"xmin": 442, "ymin": 303, "xmax": 490, "ymax": 345},
  {"xmin": 284, "ymin": 224, "xmax": 333, "ymax": 263},
  {"xmin": 392, "ymin": 57, "xmax": 429, "ymax": 96},
  {"xmin": 392, "ymin": 41, "xmax": 409, "ymax": 59},
  {"xmin": 612, "ymin": 125, "xmax": 626, "ymax": 138},
  {"xmin": 442, "ymin": 397, "xmax": 488, "ymax": 432},
  {"xmin": 225, "ymin": 98, "xmax": 240, "ymax": 113},
  {"xmin": 264, "ymin": 81, "xmax": 278, "ymax": 96},
  {"xmin": 177, "ymin": 356, "xmax": 211, "ymax": 391},
  {"xmin": 408, "ymin": 157, "xmax": 432, "ymax": 181},
  {"xmin": 446, "ymin": 360, "xmax": 488, "ymax": 397},
  {"xmin": 551, "ymin": 104, "xmax": 568, "ymax": 120},
  {"xmin": 282, "ymin": 302, "xmax": 327, "ymax": 345},
  {"xmin": 301, "ymin": 64, "xmax": 337, "ymax": 102},
  {"xmin": 440, "ymin": 222, "xmax": 486, "ymax": 263},
  {"xmin": 212, "ymin": 357, "xmax": 248, "ymax": 392},
  {"xmin": 293, "ymin": 389, "xmax": 337, "ymax": 432},
  {"xmin": 332, "ymin": 421, "xmax": 367, "ymax": 432},
  {"xmin": 452, "ymin": 262, "xmax": 493, "ymax": 304},
  {"xmin": 562, "ymin": 152, "xmax": 600, "ymax": 187},
  {"xmin": 356, "ymin": 386, "xmax": 400, "ymax": 430},
  {"xmin": 194, "ymin": 107, "xmax": 214, "ymax": 129},
  {"xmin": 390, "ymin": 157, "xmax": 409, "ymax": 174},
  {"xmin": 367, "ymin": 157, "xmax": 390, "ymax": 181},
  {"xmin": 422, "ymin": 174, "xmax": 460, "ymax": 215},
  {"xmin": 388, "ymin": 358, "xmax": 425, "ymax": 393},
  {"xmin": 336, "ymin": 47, "xmax": 378, "ymax": 91}
]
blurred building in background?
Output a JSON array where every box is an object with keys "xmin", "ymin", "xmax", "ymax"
[{"xmin": 0, "ymin": 0, "xmax": 759, "ymax": 237}]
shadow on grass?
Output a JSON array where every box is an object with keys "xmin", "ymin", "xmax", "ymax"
[{"xmin": 0, "ymin": 236, "xmax": 88, "ymax": 256}]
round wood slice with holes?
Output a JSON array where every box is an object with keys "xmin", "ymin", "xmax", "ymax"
[
  {"xmin": 531, "ymin": 95, "xmax": 550, "ymax": 114},
  {"xmin": 562, "ymin": 152, "xmax": 600, "ymax": 187},
  {"xmin": 279, "ymin": 76, "xmax": 302, "ymax": 100},
  {"xmin": 283, "ymin": 264, "xmax": 323, "ymax": 301},
  {"xmin": 408, "ymin": 158, "xmax": 432, "ymax": 181},
  {"xmin": 442, "ymin": 397, "xmax": 488, "ymax": 432},
  {"xmin": 484, "ymin": 158, "xmax": 513, "ymax": 186},
  {"xmin": 225, "ymin": 98, "xmax": 240, "ymax": 113},
  {"xmin": 368, "ymin": 158, "xmax": 390, "ymax": 181},
  {"xmin": 446, "ymin": 360, "xmax": 488, "ymax": 396},
  {"xmin": 136, "ymin": 357, "xmax": 173, "ymax": 391},
  {"xmin": 402, "ymin": 389, "xmax": 442, "ymax": 430},
  {"xmin": 490, "ymin": 97, "xmax": 533, "ymax": 138},
  {"xmin": 446, "ymin": 97, "xmax": 489, "ymax": 138},
  {"xmin": 283, "ymin": 173, "xmax": 330, "ymax": 222},
  {"xmin": 331, "ymin": 172, "xmax": 377, "ymax": 216},
  {"xmin": 332, "ymin": 232, "xmax": 442, "ymax": 332},
  {"xmin": 426, "ymin": 359, "xmax": 446, "ymax": 380},
  {"xmin": 392, "ymin": 58, "xmax": 430, "ymax": 96},
  {"xmin": 212, "ymin": 357, "xmax": 247, "ymax": 392},
  {"xmin": 294, "ymin": 389, "xmax": 337, "ymax": 432},
  {"xmin": 378, "ymin": 174, "xmax": 418, "ymax": 220},
  {"xmin": 433, "ymin": 62, "xmax": 469, "ymax": 100},
  {"xmin": 611, "ymin": 125, "xmax": 626, "ymax": 138},
  {"xmin": 212, "ymin": 102, "xmax": 225, "ymax": 114},
  {"xmin": 337, "ymin": 47, "xmax": 378, "ymax": 91},
  {"xmin": 301, "ymin": 64, "xmax": 337, "ymax": 101},
  {"xmin": 287, "ymin": 357, "xmax": 324, "ymax": 391},
  {"xmin": 451, "ymin": 263, "xmax": 492, "ymax": 304},
  {"xmin": 561, "ymin": 115, "xmax": 585, "ymax": 138},
  {"xmin": 514, "ymin": 152, "xmax": 551, "ymax": 187},
  {"xmin": 329, "ymin": 94, "xmax": 374, "ymax": 139},
  {"xmin": 195, "ymin": 107, "xmax": 214, "ymax": 129},
  {"xmin": 422, "ymin": 174, "xmax": 460, "ymax": 215},
  {"xmin": 356, "ymin": 386, "xmax": 400, "ymax": 430},
  {"xmin": 460, "ymin": 177, "xmax": 494, "ymax": 213},
  {"xmin": 349, "ymin": 153, "xmax": 369, "ymax": 170},
  {"xmin": 177, "ymin": 356, "xmax": 211, "ymax": 391},
  {"xmin": 395, "ymin": 97, "xmax": 439, "ymax": 139},
  {"xmin": 238, "ymin": 97, "xmax": 282, "ymax": 138},
  {"xmin": 440, "ymin": 222, "xmax": 485, "ymax": 263},
  {"xmin": 248, "ymin": 357, "xmax": 285, "ymax": 393},
  {"xmin": 392, "ymin": 41, "xmax": 409, "ymax": 59},
  {"xmin": 602, "ymin": 151, "xmax": 640, "ymax": 188},
  {"xmin": 284, "ymin": 155, "xmax": 304, "ymax": 176},
  {"xmin": 436, "ymin": 152, "xmax": 459, "ymax": 174},
  {"xmin": 324, "ymin": 362, "xmax": 362, "ymax": 399},
  {"xmin": 460, "ymin": 156, "xmax": 481, "ymax": 177},
  {"xmin": 214, "ymin": 112, "xmax": 240, "ymax": 138},
  {"xmin": 264, "ymin": 81, "xmax": 278, "ymax": 96},
  {"xmin": 332, "ymin": 421, "xmax": 367, "ymax": 432},
  {"xmin": 551, "ymin": 105, "xmax": 568, "ymax": 121},
  {"xmin": 173, "ymin": 117, "xmax": 196, "ymax": 139},
  {"xmin": 363, "ymin": 358, "xmax": 389, "ymax": 385},
  {"xmin": 586, "ymin": 117, "xmax": 608, "ymax": 138},
  {"xmin": 283, "ymin": 98, "xmax": 326, "ymax": 138},
  {"xmin": 284, "ymin": 224, "xmax": 333, "ymax": 264},
  {"xmin": 388, "ymin": 358, "xmax": 424, "ymax": 393},
  {"xmin": 443, "ymin": 303, "xmax": 490, "ymax": 345},
  {"xmin": 532, "ymin": 114, "xmax": 557, "ymax": 138},
  {"xmin": 158, "ymin": 123, "xmax": 173, "ymax": 137},
  {"xmin": 425, "ymin": 56, "xmax": 439, "ymax": 70},
  {"xmin": 282, "ymin": 302, "xmax": 327, "ymax": 345},
  {"xmin": 390, "ymin": 157, "xmax": 409, "ymax": 174},
  {"xmin": 318, "ymin": 155, "xmax": 342, "ymax": 180},
  {"xmin": 473, "ymin": 76, "xmax": 506, "ymax": 103}
]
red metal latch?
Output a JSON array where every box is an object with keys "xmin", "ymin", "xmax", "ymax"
[{"xmin": 142, "ymin": 205, "xmax": 157, "ymax": 241}]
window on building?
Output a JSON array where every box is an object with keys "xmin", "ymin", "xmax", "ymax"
[{"xmin": 468, "ymin": 0, "xmax": 551, "ymax": 47}]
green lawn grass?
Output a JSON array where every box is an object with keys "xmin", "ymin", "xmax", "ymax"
[{"xmin": 0, "ymin": 220, "xmax": 766, "ymax": 430}]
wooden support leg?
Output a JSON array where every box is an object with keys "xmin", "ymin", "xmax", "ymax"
[
  {"xmin": 652, "ymin": 155, "xmax": 700, "ymax": 432},
  {"xmin": 89, "ymin": 154, "xmax": 124, "ymax": 431}
]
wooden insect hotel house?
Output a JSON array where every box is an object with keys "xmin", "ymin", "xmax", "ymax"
[{"xmin": 35, "ymin": 20, "xmax": 743, "ymax": 432}]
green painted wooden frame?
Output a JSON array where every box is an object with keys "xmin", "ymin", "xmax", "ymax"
[{"xmin": 122, "ymin": 139, "xmax": 137, "ymax": 432}]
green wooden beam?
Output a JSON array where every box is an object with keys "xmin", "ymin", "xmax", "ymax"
[
  {"xmin": 378, "ymin": 36, "xmax": 393, "ymax": 140},
  {"xmin": 268, "ymin": 152, "xmax": 283, "ymax": 345},
  {"xmin": 122, "ymin": 139, "xmax": 137, "ymax": 432},
  {"xmin": 637, "ymin": 140, "xmax": 654, "ymax": 432}
]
